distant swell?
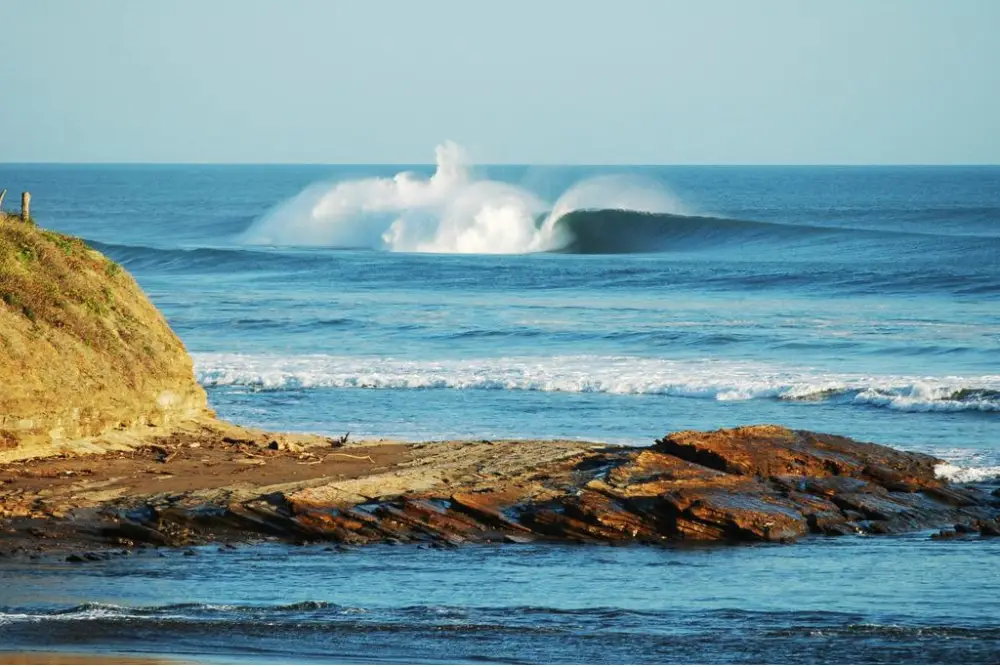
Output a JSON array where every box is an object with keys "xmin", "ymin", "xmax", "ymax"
[
  {"xmin": 87, "ymin": 240, "xmax": 327, "ymax": 273},
  {"xmin": 194, "ymin": 353, "xmax": 1000, "ymax": 413}
]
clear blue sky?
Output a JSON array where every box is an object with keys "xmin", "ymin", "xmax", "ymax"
[{"xmin": 1, "ymin": 0, "xmax": 997, "ymax": 164}]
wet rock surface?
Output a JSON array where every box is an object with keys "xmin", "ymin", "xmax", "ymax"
[{"xmin": 1, "ymin": 424, "xmax": 998, "ymax": 557}]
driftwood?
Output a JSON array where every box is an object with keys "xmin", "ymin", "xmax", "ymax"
[
  {"xmin": 323, "ymin": 452, "xmax": 374, "ymax": 463},
  {"xmin": 296, "ymin": 451, "xmax": 375, "ymax": 466}
]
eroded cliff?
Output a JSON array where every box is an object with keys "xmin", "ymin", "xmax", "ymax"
[{"xmin": 0, "ymin": 214, "xmax": 210, "ymax": 459}]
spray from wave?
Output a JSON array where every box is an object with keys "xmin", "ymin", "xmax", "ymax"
[{"xmin": 243, "ymin": 142, "xmax": 687, "ymax": 253}]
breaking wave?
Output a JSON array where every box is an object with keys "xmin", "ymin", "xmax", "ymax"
[
  {"xmin": 243, "ymin": 141, "xmax": 689, "ymax": 253},
  {"xmin": 241, "ymin": 142, "xmax": 1000, "ymax": 256},
  {"xmin": 194, "ymin": 353, "xmax": 1000, "ymax": 413},
  {"xmin": 934, "ymin": 463, "xmax": 1000, "ymax": 483}
]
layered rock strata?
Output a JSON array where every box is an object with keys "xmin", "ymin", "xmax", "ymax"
[{"xmin": 1, "ymin": 424, "xmax": 997, "ymax": 557}]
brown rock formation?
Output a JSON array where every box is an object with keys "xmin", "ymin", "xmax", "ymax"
[{"xmin": 1, "ymin": 424, "xmax": 997, "ymax": 558}]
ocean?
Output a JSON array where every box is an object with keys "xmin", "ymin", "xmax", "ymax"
[{"xmin": 0, "ymin": 155, "xmax": 998, "ymax": 662}]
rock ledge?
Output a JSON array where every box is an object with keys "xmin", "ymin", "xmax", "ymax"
[{"xmin": 1, "ymin": 424, "xmax": 997, "ymax": 557}]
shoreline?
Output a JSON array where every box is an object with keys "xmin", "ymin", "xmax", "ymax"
[{"xmin": 2, "ymin": 421, "xmax": 999, "ymax": 560}]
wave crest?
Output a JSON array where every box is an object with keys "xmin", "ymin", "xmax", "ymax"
[{"xmin": 243, "ymin": 141, "xmax": 685, "ymax": 253}]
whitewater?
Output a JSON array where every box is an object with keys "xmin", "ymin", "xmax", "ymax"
[
  {"xmin": 195, "ymin": 353, "xmax": 1000, "ymax": 413},
  {"xmin": 244, "ymin": 141, "xmax": 689, "ymax": 252}
]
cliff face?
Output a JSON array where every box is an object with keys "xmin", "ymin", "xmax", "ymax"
[{"xmin": 0, "ymin": 214, "xmax": 211, "ymax": 457}]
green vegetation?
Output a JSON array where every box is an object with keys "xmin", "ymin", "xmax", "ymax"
[
  {"xmin": 0, "ymin": 211, "xmax": 128, "ymax": 353},
  {"xmin": 42, "ymin": 229, "xmax": 80, "ymax": 256}
]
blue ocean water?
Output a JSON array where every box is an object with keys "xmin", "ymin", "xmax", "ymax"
[
  {"xmin": 1, "ymin": 539, "xmax": 999, "ymax": 664},
  {"xmin": 1, "ymin": 158, "xmax": 998, "ymax": 662}
]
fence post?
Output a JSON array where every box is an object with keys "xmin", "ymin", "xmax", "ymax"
[
  {"xmin": 0, "ymin": 189, "xmax": 6, "ymax": 211},
  {"xmin": 21, "ymin": 192, "xmax": 30, "ymax": 221}
]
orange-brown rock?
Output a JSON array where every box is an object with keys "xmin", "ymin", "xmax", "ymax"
[
  {"xmin": 653, "ymin": 425, "xmax": 940, "ymax": 485},
  {"xmin": 1, "ymin": 425, "xmax": 998, "ymax": 558}
]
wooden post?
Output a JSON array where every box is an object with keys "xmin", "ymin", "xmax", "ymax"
[
  {"xmin": 0, "ymin": 189, "xmax": 7, "ymax": 211},
  {"xmin": 20, "ymin": 192, "xmax": 30, "ymax": 221}
]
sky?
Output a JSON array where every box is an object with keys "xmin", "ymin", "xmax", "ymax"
[{"xmin": 0, "ymin": 0, "xmax": 997, "ymax": 165}]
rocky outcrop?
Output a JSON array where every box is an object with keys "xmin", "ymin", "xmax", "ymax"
[
  {"xmin": 1, "ymin": 425, "xmax": 997, "ymax": 557},
  {"xmin": 270, "ymin": 425, "xmax": 996, "ymax": 545},
  {"xmin": 0, "ymin": 215, "xmax": 211, "ymax": 459}
]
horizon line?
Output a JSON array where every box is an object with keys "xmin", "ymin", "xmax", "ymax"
[{"xmin": 2, "ymin": 161, "xmax": 999, "ymax": 168}]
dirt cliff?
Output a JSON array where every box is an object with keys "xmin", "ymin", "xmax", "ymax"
[{"xmin": 0, "ymin": 214, "xmax": 211, "ymax": 460}]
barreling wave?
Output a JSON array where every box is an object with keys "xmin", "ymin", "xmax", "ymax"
[
  {"xmin": 550, "ymin": 208, "xmax": 1000, "ymax": 256},
  {"xmin": 546, "ymin": 209, "xmax": 830, "ymax": 254},
  {"xmin": 243, "ymin": 141, "xmax": 694, "ymax": 254},
  {"xmin": 241, "ymin": 142, "xmax": 1000, "ymax": 257},
  {"xmin": 194, "ymin": 353, "xmax": 1000, "ymax": 413}
]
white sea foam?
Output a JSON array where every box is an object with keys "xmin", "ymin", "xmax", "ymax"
[
  {"xmin": 934, "ymin": 463, "xmax": 1000, "ymax": 483},
  {"xmin": 243, "ymin": 142, "xmax": 684, "ymax": 253},
  {"xmin": 0, "ymin": 612, "xmax": 38, "ymax": 626},
  {"xmin": 193, "ymin": 353, "xmax": 1000, "ymax": 413},
  {"xmin": 0, "ymin": 603, "xmax": 153, "ymax": 626},
  {"xmin": 0, "ymin": 602, "xmax": 344, "ymax": 628}
]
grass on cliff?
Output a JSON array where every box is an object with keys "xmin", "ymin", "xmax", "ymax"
[
  {"xmin": 0, "ymin": 212, "xmax": 208, "ymax": 448},
  {"xmin": 0, "ymin": 212, "xmax": 159, "ymax": 369}
]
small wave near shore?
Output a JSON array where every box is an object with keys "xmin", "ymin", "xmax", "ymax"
[{"xmin": 195, "ymin": 353, "xmax": 1000, "ymax": 413}]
